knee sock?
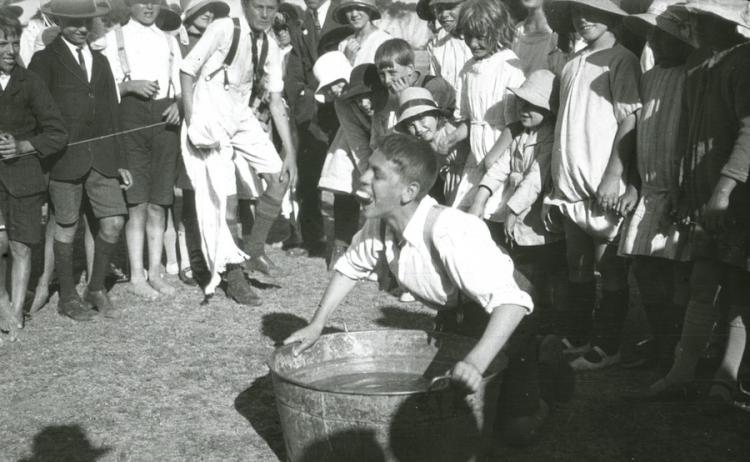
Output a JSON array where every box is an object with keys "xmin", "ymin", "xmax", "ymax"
[
  {"xmin": 665, "ymin": 299, "xmax": 718, "ymax": 384},
  {"xmin": 562, "ymin": 280, "xmax": 596, "ymax": 346},
  {"xmin": 593, "ymin": 289, "xmax": 630, "ymax": 355},
  {"xmin": 245, "ymin": 193, "xmax": 282, "ymax": 257},
  {"xmin": 88, "ymin": 236, "xmax": 116, "ymax": 292},
  {"xmin": 333, "ymin": 194, "xmax": 360, "ymax": 245},
  {"xmin": 714, "ymin": 306, "xmax": 746, "ymax": 384},
  {"xmin": 53, "ymin": 240, "xmax": 76, "ymax": 301}
]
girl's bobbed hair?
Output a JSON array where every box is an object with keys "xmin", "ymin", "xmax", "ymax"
[{"xmin": 456, "ymin": 0, "xmax": 516, "ymax": 50}]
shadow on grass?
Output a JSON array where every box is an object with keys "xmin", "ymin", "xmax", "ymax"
[
  {"xmin": 19, "ymin": 425, "xmax": 110, "ymax": 462},
  {"xmin": 261, "ymin": 313, "xmax": 342, "ymax": 346},
  {"xmin": 234, "ymin": 374, "xmax": 287, "ymax": 461},
  {"xmin": 374, "ymin": 306, "xmax": 435, "ymax": 331}
]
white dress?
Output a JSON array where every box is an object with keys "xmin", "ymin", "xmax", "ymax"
[{"xmin": 451, "ymin": 49, "xmax": 525, "ymax": 217}]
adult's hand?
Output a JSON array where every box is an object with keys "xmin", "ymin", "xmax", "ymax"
[
  {"xmin": 162, "ymin": 102, "xmax": 181, "ymax": 126},
  {"xmin": 0, "ymin": 134, "xmax": 18, "ymax": 157},
  {"xmin": 284, "ymin": 323, "xmax": 323, "ymax": 357},
  {"xmin": 280, "ymin": 153, "xmax": 298, "ymax": 188},
  {"xmin": 123, "ymin": 80, "xmax": 160, "ymax": 99}
]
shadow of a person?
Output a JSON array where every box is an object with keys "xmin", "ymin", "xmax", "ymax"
[
  {"xmin": 19, "ymin": 425, "xmax": 110, "ymax": 462},
  {"xmin": 374, "ymin": 306, "xmax": 435, "ymax": 331},
  {"xmin": 234, "ymin": 374, "xmax": 287, "ymax": 461},
  {"xmin": 296, "ymin": 428, "xmax": 387, "ymax": 462}
]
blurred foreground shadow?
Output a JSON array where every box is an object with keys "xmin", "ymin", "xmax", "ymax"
[
  {"xmin": 19, "ymin": 425, "xmax": 110, "ymax": 462},
  {"xmin": 297, "ymin": 429, "xmax": 386, "ymax": 462},
  {"xmin": 375, "ymin": 306, "xmax": 434, "ymax": 331},
  {"xmin": 261, "ymin": 313, "xmax": 342, "ymax": 346},
  {"xmin": 234, "ymin": 374, "xmax": 287, "ymax": 461}
]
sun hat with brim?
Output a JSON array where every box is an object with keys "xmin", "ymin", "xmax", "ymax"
[
  {"xmin": 333, "ymin": 0, "xmax": 381, "ymax": 25},
  {"xmin": 157, "ymin": 2, "xmax": 182, "ymax": 31},
  {"xmin": 314, "ymin": 51, "xmax": 354, "ymax": 103},
  {"xmin": 546, "ymin": 0, "xmax": 629, "ymax": 35},
  {"xmin": 395, "ymin": 87, "xmax": 449, "ymax": 130},
  {"xmin": 181, "ymin": 0, "xmax": 229, "ymax": 23},
  {"xmin": 42, "ymin": 0, "xmax": 110, "ymax": 18},
  {"xmin": 416, "ymin": 0, "xmax": 464, "ymax": 21},
  {"xmin": 317, "ymin": 25, "xmax": 355, "ymax": 55},
  {"xmin": 340, "ymin": 63, "xmax": 383, "ymax": 100},
  {"xmin": 509, "ymin": 69, "xmax": 559, "ymax": 114},
  {"xmin": 623, "ymin": 0, "xmax": 696, "ymax": 46},
  {"xmin": 670, "ymin": 0, "xmax": 750, "ymax": 30}
]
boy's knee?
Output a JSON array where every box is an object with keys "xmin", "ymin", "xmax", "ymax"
[
  {"xmin": 0, "ymin": 232, "xmax": 9, "ymax": 253},
  {"xmin": 54, "ymin": 221, "xmax": 78, "ymax": 243},
  {"xmin": 99, "ymin": 215, "xmax": 124, "ymax": 241},
  {"xmin": 9, "ymin": 241, "xmax": 31, "ymax": 259}
]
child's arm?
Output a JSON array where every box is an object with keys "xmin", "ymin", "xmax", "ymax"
[
  {"xmin": 483, "ymin": 126, "xmax": 515, "ymax": 171},
  {"xmin": 597, "ymin": 112, "xmax": 636, "ymax": 213},
  {"xmin": 468, "ymin": 186, "xmax": 493, "ymax": 217},
  {"xmin": 469, "ymin": 145, "xmax": 513, "ymax": 217},
  {"xmin": 436, "ymin": 121, "xmax": 468, "ymax": 154}
]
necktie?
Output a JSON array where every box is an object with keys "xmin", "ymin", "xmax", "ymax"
[
  {"xmin": 308, "ymin": 8, "xmax": 321, "ymax": 44},
  {"xmin": 76, "ymin": 47, "xmax": 88, "ymax": 81}
]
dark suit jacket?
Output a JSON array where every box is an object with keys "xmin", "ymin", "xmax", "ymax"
[
  {"xmin": 284, "ymin": 0, "xmax": 341, "ymax": 142},
  {"xmin": 28, "ymin": 37, "xmax": 124, "ymax": 181},
  {"xmin": 0, "ymin": 66, "xmax": 68, "ymax": 197}
]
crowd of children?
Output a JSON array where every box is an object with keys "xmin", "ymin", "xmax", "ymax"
[{"xmin": 1, "ymin": 0, "xmax": 750, "ymax": 439}]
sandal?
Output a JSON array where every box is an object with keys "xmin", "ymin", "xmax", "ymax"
[{"xmin": 178, "ymin": 267, "xmax": 197, "ymax": 286}]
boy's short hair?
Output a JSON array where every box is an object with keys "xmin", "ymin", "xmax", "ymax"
[
  {"xmin": 457, "ymin": 0, "xmax": 515, "ymax": 50},
  {"xmin": 0, "ymin": 12, "xmax": 22, "ymax": 39},
  {"xmin": 374, "ymin": 38, "xmax": 415, "ymax": 69},
  {"xmin": 379, "ymin": 133, "xmax": 438, "ymax": 200}
]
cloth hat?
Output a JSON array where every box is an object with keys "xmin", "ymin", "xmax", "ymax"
[
  {"xmin": 157, "ymin": 1, "xmax": 182, "ymax": 31},
  {"xmin": 546, "ymin": 0, "xmax": 628, "ymax": 34},
  {"xmin": 316, "ymin": 24, "xmax": 354, "ymax": 55},
  {"xmin": 416, "ymin": 0, "xmax": 464, "ymax": 22},
  {"xmin": 340, "ymin": 63, "xmax": 382, "ymax": 100},
  {"xmin": 671, "ymin": 0, "xmax": 750, "ymax": 30},
  {"xmin": 314, "ymin": 51, "xmax": 353, "ymax": 103},
  {"xmin": 333, "ymin": 0, "xmax": 381, "ymax": 25},
  {"xmin": 395, "ymin": 86, "xmax": 447, "ymax": 130},
  {"xmin": 508, "ymin": 69, "xmax": 559, "ymax": 113},
  {"xmin": 42, "ymin": 0, "xmax": 110, "ymax": 18},
  {"xmin": 623, "ymin": 0, "xmax": 695, "ymax": 45},
  {"xmin": 181, "ymin": 0, "xmax": 229, "ymax": 23},
  {"xmin": 0, "ymin": 0, "xmax": 23, "ymax": 18}
]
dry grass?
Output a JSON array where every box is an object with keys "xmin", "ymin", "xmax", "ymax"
[{"xmin": 1, "ymin": 245, "xmax": 748, "ymax": 461}]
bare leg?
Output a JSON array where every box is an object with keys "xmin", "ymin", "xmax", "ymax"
[
  {"xmin": 125, "ymin": 203, "xmax": 159, "ymax": 299},
  {"xmin": 0, "ymin": 232, "xmax": 14, "ymax": 337},
  {"xmin": 164, "ymin": 206, "xmax": 179, "ymax": 275},
  {"xmin": 9, "ymin": 241, "xmax": 32, "ymax": 329},
  {"xmin": 82, "ymin": 213, "xmax": 95, "ymax": 283},
  {"xmin": 30, "ymin": 218, "xmax": 56, "ymax": 312},
  {"xmin": 146, "ymin": 203, "xmax": 174, "ymax": 295},
  {"xmin": 173, "ymin": 188, "xmax": 190, "ymax": 273}
]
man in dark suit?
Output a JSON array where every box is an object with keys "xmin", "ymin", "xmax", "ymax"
[
  {"xmin": 28, "ymin": 0, "xmax": 133, "ymax": 321},
  {"xmin": 284, "ymin": 0, "xmax": 341, "ymax": 257},
  {"xmin": 0, "ymin": 12, "xmax": 67, "ymax": 338}
]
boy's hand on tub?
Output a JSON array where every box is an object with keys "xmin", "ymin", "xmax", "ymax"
[
  {"xmin": 451, "ymin": 360, "xmax": 482, "ymax": 394},
  {"xmin": 284, "ymin": 323, "xmax": 324, "ymax": 356}
]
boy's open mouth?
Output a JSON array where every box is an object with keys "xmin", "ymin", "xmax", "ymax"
[{"xmin": 355, "ymin": 191, "xmax": 373, "ymax": 207}]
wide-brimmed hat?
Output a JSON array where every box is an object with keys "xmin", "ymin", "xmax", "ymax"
[
  {"xmin": 508, "ymin": 69, "xmax": 559, "ymax": 113},
  {"xmin": 671, "ymin": 0, "xmax": 750, "ymax": 30},
  {"xmin": 624, "ymin": 0, "xmax": 695, "ymax": 45},
  {"xmin": 416, "ymin": 0, "xmax": 464, "ymax": 22},
  {"xmin": 181, "ymin": 0, "xmax": 229, "ymax": 23},
  {"xmin": 314, "ymin": 51, "xmax": 353, "ymax": 103},
  {"xmin": 547, "ymin": 0, "xmax": 628, "ymax": 34},
  {"xmin": 340, "ymin": 63, "xmax": 382, "ymax": 100},
  {"xmin": 333, "ymin": 0, "xmax": 381, "ymax": 25},
  {"xmin": 0, "ymin": 0, "xmax": 23, "ymax": 18},
  {"xmin": 395, "ymin": 87, "xmax": 448, "ymax": 130},
  {"xmin": 42, "ymin": 0, "xmax": 110, "ymax": 18},
  {"xmin": 317, "ymin": 25, "xmax": 355, "ymax": 55},
  {"xmin": 157, "ymin": 1, "xmax": 182, "ymax": 31}
]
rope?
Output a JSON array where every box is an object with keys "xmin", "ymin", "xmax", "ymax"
[{"xmin": 1, "ymin": 122, "xmax": 169, "ymax": 161}]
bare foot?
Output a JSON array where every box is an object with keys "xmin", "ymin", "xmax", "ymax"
[
  {"xmin": 0, "ymin": 295, "xmax": 18, "ymax": 340},
  {"xmin": 30, "ymin": 285, "xmax": 51, "ymax": 313},
  {"xmin": 148, "ymin": 274, "xmax": 176, "ymax": 296},
  {"xmin": 126, "ymin": 279, "xmax": 160, "ymax": 300}
]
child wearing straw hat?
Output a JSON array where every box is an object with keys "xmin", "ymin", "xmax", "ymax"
[
  {"xmin": 333, "ymin": 0, "xmax": 389, "ymax": 65},
  {"xmin": 645, "ymin": 0, "xmax": 750, "ymax": 408},
  {"xmin": 617, "ymin": 0, "xmax": 695, "ymax": 372},
  {"xmin": 543, "ymin": 0, "xmax": 641, "ymax": 371}
]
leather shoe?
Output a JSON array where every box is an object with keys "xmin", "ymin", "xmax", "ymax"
[
  {"xmin": 58, "ymin": 295, "xmax": 97, "ymax": 322},
  {"xmin": 84, "ymin": 288, "xmax": 120, "ymax": 319},
  {"xmin": 225, "ymin": 268, "xmax": 262, "ymax": 306},
  {"xmin": 244, "ymin": 254, "xmax": 287, "ymax": 278}
]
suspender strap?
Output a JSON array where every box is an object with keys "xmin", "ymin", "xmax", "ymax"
[
  {"xmin": 114, "ymin": 25, "xmax": 131, "ymax": 81},
  {"xmin": 166, "ymin": 35, "xmax": 176, "ymax": 99},
  {"xmin": 205, "ymin": 17, "xmax": 241, "ymax": 89}
]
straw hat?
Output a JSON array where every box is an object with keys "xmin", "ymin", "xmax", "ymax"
[
  {"xmin": 416, "ymin": 0, "xmax": 464, "ymax": 22},
  {"xmin": 546, "ymin": 0, "xmax": 629, "ymax": 34},
  {"xmin": 508, "ymin": 70, "xmax": 559, "ymax": 113},
  {"xmin": 395, "ymin": 87, "xmax": 447, "ymax": 130},
  {"xmin": 181, "ymin": 0, "xmax": 229, "ymax": 23},
  {"xmin": 623, "ymin": 0, "xmax": 695, "ymax": 45},
  {"xmin": 333, "ymin": 0, "xmax": 381, "ymax": 25},
  {"xmin": 671, "ymin": 0, "xmax": 750, "ymax": 30},
  {"xmin": 313, "ymin": 51, "xmax": 353, "ymax": 103},
  {"xmin": 42, "ymin": 0, "xmax": 111, "ymax": 18},
  {"xmin": 340, "ymin": 63, "xmax": 382, "ymax": 100}
]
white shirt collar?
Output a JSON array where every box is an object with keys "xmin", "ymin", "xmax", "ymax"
[
  {"xmin": 401, "ymin": 195, "xmax": 438, "ymax": 246},
  {"xmin": 315, "ymin": 0, "xmax": 331, "ymax": 25},
  {"xmin": 61, "ymin": 37, "xmax": 89, "ymax": 54},
  {"xmin": 128, "ymin": 19, "xmax": 161, "ymax": 32},
  {"xmin": 0, "ymin": 72, "xmax": 10, "ymax": 91}
]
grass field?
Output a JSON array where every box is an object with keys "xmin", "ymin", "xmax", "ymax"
[{"xmin": 1, "ymin": 244, "xmax": 748, "ymax": 461}]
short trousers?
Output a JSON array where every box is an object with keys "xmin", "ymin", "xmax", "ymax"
[
  {"xmin": 120, "ymin": 96, "xmax": 179, "ymax": 205},
  {"xmin": 0, "ymin": 183, "xmax": 43, "ymax": 245},
  {"xmin": 48, "ymin": 169, "xmax": 127, "ymax": 225}
]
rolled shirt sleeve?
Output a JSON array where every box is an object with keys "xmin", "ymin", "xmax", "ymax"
[
  {"xmin": 334, "ymin": 219, "xmax": 382, "ymax": 280},
  {"xmin": 264, "ymin": 36, "xmax": 284, "ymax": 94}
]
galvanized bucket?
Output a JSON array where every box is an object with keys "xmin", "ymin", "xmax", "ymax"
[{"xmin": 268, "ymin": 329, "xmax": 507, "ymax": 462}]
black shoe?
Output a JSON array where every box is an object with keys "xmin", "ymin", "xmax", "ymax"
[
  {"xmin": 58, "ymin": 295, "xmax": 97, "ymax": 322},
  {"xmin": 225, "ymin": 269, "xmax": 261, "ymax": 306},
  {"xmin": 107, "ymin": 262, "xmax": 130, "ymax": 284},
  {"xmin": 538, "ymin": 335, "xmax": 576, "ymax": 404},
  {"xmin": 244, "ymin": 254, "xmax": 287, "ymax": 278},
  {"xmin": 84, "ymin": 288, "xmax": 120, "ymax": 319}
]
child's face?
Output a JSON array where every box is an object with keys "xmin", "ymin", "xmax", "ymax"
[
  {"xmin": 354, "ymin": 94, "xmax": 374, "ymax": 117},
  {"xmin": 60, "ymin": 18, "xmax": 93, "ymax": 47},
  {"xmin": 322, "ymin": 81, "xmax": 347, "ymax": 101},
  {"xmin": 519, "ymin": 100, "xmax": 546, "ymax": 129},
  {"xmin": 0, "ymin": 30, "xmax": 19, "ymax": 74},
  {"xmin": 378, "ymin": 62, "xmax": 415, "ymax": 95},
  {"xmin": 648, "ymin": 28, "xmax": 690, "ymax": 66},
  {"xmin": 344, "ymin": 7, "xmax": 371, "ymax": 30},
  {"xmin": 275, "ymin": 27, "xmax": 291, "ymax": 47},
  {"xmin": 465, "ymin": 34, "xmax": 494, "ymax": 60},
  {"xmin": 189, "ymin": 9, "xmax": 216, "ymax": 33},
  {"xmin": 432, "ymin": 3, "xmax": 460, "ymax": 33},
  {"xmin": 130, "ymin": 0, "xmax": 161, "ymax": 27},
  {"xmin": 406, "ymin": 113, "xmax": 440, "ymax": 142},
  {"xmin": 571, "ymin": 5, "xmax": 610, "ymax": 44}
]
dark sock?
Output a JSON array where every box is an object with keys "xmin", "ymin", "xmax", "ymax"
[
  {"xmin": 593, "ymin": 289, "xmax": 630, "ymax": 355},
  {"xmin": 562, "ymin": 280, "xmax": 596, "ymax": 346},
  {"xmin": 53, "ymin": 240, "xmax": 76, "ymax": 301},
  {"xmin": 89, "ymin": 235, "xmax": 116, "ymax": 292},
  {"xmin": 333, "ymin": 194, "xmax": 360, "ymax": 245},
  {"xmin": 245, "ymin": 193, "xmax": 282, "ymax": 257}
]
